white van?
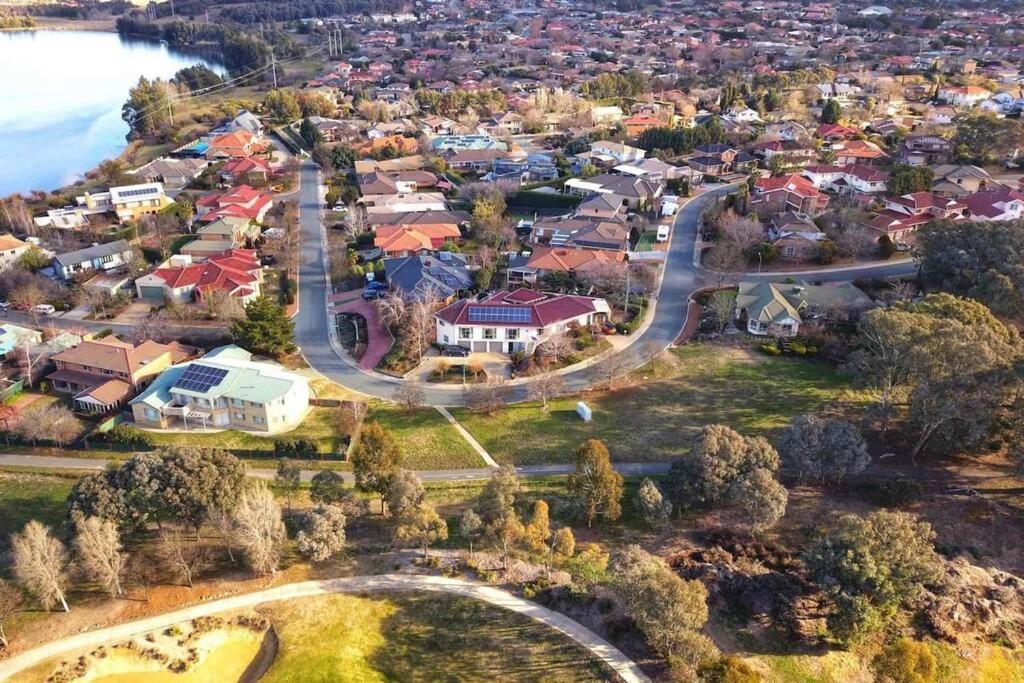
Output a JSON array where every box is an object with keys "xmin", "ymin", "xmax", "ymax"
[
  {"xmin": 656, "ymin": 225, "xmax": 670, "ymax": 242},
  {"xmin": 31, "ymin": 304, "xmax": 56, "ymax": 315}
]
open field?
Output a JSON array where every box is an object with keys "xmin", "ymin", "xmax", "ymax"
[
  {"xmin": 367, "ymin": 403, "xmax": 483, "ymax": 470},
  {"xmin": 259, "ymin": 592, "xmax": 616, "ymax": 682},
  {"xmin": 0, "ymin": 470, "xmax": 76, "ymax": 550},
  {"xmin": 451, "ymin": 343, "xmax": 871, "ymax": 465}
]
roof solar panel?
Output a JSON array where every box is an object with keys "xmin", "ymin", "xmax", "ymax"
[
  {"xmin": 467, "ymin": 306, "xmax": 532, "ymax": 324},
  {"xmin": 173, "ymin": 364, "xmax": 228, "ymax": 393}
]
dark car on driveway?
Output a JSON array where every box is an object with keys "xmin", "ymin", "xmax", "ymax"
[
  {"xmin": 365, "ymin": 280, "xmax": 389, "ymax": 291},
  {"xmin": 440, "ymin": 344, "xmax": 471, "ymax": 357},
  {"xmin": 361, "ymin": 289, "xmax": 384, "ymax": 301}
]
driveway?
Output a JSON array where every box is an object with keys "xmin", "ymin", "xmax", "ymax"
[
  {"xmin": 0, "ymin": 574, "xmax": 650, "ymax": 683},
  {"xmin": 331, "ymin": 297, "xmax": 393, "ymax": 370}
]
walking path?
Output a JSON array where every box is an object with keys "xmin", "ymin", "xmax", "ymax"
[
  {"xmin": 435, "ymin": 406, "xmax": 499, "ymax": 468},
  {"xmin": 0, "ymin": 574, "xmax": 650, "ymax": 683},
  {"xmin": 0, "ymin": 453, "xmax": 671, "ymax": 483}
]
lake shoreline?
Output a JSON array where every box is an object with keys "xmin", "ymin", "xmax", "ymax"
[{"xmin": 0, "ymin": 16, "xmax": 118, "ymax": 33}]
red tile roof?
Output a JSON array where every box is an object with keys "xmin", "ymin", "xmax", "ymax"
[{"xmin": 435, "ymin": 290, "xmax": 605, "ymax": 327}]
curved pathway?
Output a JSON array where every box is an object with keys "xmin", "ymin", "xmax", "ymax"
[{"xmin": 0, "ymin": 574, "xmax": 650, "ymax": 683}]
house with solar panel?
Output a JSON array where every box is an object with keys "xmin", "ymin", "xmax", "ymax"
[
  {"xmin": 434, "ymin": 290, "xmax": 611, "ymax": 354},
  {"xmin": 129, "ymin": 345, "xmax": 310, "ymax": 433},
  {"xmin": 74, "ymin": 183, "xmax": 173, "ymax": 223}
]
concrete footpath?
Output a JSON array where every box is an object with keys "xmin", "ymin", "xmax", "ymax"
[
  {"xmin": 0, "ymin": 574, "xmax": 650, "ymax": 683},
  {"xmin": 0, "ymin": 453, "xmax": 672, "ymax": 482}
]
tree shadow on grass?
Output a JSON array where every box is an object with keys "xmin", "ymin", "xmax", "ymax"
[{"xmin": 368, "ymin": 592, "xmax": 616, "ymax": 682}]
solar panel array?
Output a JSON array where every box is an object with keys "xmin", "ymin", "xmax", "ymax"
[
  {"xmin": 117, "ymin": 187, "xmax": 159, "ymax": 199},
  {"xmin": 174, "ymin": 365, "xmax": 228, "ymax": 393},
  {"xmin": 467, "ymin": 306, "xmax": 532, "ymax": 324},
  {"xmin": 429, "ymin": 268, "xmax": 463, "ymax": 288}
]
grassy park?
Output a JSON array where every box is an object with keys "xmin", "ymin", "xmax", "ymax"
[
  {"xmin": 452, "ymin": 344, "xmax": 871, "ymax": 465},
  {"xmin": 260, "ymin": 592, "xmax": 615, "ymax": 682}
]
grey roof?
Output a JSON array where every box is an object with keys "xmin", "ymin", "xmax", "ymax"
[
  {"xmin": 384, "ymin": 252, "xmax": 472, "ymax": 300},
  {"xmin": 736, "ymin": 281, "xmax": 875, "ymax": 325},
  {"xmin": 54, "ymin": 240, "xmax": 132, "ymax": 268}
]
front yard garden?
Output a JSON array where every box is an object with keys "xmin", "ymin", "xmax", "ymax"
[{"xmin": 451, "ymin": 342, "xmax": 871, "ymax": 465}]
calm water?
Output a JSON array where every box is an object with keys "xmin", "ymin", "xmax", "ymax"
[{"xmin": 0, "ymin": 30, "xmax": 225, "ymax": 197}]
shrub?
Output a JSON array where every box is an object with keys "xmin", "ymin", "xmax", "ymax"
[
  {"xmin": 789, "ymin": 340, "xmax": 808, "ymax": 355},
  {"xmin": 759, "ymin": 342, "xmax": 781, "ymax": 355},
  {"xmin": 274, "ymin": 438, "xmax": 320, "ymax": 459},
  {"xmin": 815, "ymin": 240, "xmax": 838, "ymax": 265},
  {"xmin": 104, "ymin": 424, "xmax": 154, "ymax": 449}
]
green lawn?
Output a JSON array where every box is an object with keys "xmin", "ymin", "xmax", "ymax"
[
  {"xmin": 261, "ymin": 592, "xmax": 615, "ymax": 683},
  {"xmin": 144, "ymin": 407, "xmax": 348, "ymax": 457},
  {"xmin": 451, "ymin": 343, "xmax": 871, "ymax": 465},
  {"xmin": 367, "ymin": 403, "xmax": 483, "ymax": 470},
  {"xmin": 0, "ymin": 471, "xmax": 75, "ymax": 550}
]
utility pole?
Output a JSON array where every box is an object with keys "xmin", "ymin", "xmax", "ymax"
[
  {"xmin": 271, "ymin": 52, "xmax": 278, "ymax": 88},
  {"xmin": 169, "ymin": 0, "xmax": 174, "ymax": 17}
]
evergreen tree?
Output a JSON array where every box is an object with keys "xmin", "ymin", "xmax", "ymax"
[{"xmin": 231, "ymin": 296, "xmax": 296, "ymax": 356}]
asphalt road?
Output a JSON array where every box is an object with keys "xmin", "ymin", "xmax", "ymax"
[
  {"xmin": 0, "ymin": 453, "xmax": 672, "ymax": 482},
  {"xmin": 293, "ymin": 168, "xmax": 739, "ymax": 405}
]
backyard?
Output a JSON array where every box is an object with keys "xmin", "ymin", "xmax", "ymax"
[
  {"xmin": 451, "ymin": 343, "xmax": 871, "ymax": 465},
  {"xmin": 259, "ymin": 592, "xmax": 616, "ymax": 682}
]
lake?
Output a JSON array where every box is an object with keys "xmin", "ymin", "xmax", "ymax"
[{"xmin": 0, "ymin": 30, "xmax": 225, "ymax": 198}]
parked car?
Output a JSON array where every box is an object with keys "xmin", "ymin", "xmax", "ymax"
[
  {"xmin": 361, "ymin": 289, "xmax": 383, "ymax": 301},
  {"xmin": 31, "ymin": 304, "xmax": 56, "ymax": 315},
  {"xmin": 260, "ymin": 254, "xmax": 276, "ymax": 266},
  {"xmin": 440, "ymin": 344, "xmax": 471, "ymax": 357},
  {"xmin": 656, "ymin": 225, "xmax": 670, "ymax": 242},
  {"xmin": 366, "ymin": 280, "xmax": 389, "ymax": 291}
]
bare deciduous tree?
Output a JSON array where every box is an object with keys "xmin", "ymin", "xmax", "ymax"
[
  {"xmin": 73, "ymin": 515, "xmax": 126, "ymax": 597},
  {"xmin": 404, "ymin": 293, "xmax": 442, "ymax": 362},
  {"xmin": 464, "ymin": 377, "xmax": 511, "ymax": 414},
  {"xmin": 206, "ymin": 505, "xmax": 236, "ymax": 563},
  {"xmin": 11, "ymin": 521, "xmax": 70, "ymax": 612},
  {"xmin": 704, "ymin": 242, "xmax": 746, "ymax": 287},
  {"xmin": 159, "ymin": 528, "xmax": 211, "ymax": 588},
  {"xmin": 15, "ymin": 403, "xmax": 81, "ymax": 447},
  {"xmin": 232, "ymin": 483, "xmax": 286, "ymax": 576},
  {"xmin": 0, "ymin": 579, "xmax": 23, "ymax": 649},
  {"xmin": 375, "ymin": 290, "xmax": 409, "ymax": 332},
  {"xmin": 393, "ymin": 382, "xmax": 425, "ymax": 411},
  {"xmin": 596, "ymin": 352, "xmax": 632, "ymax": 391},
  {"xmin": 706, "ymin": 289, "xmax": 737, "ymax": 333},
  {"xmin": 538, "ymin": 328, "xmax": 575, "ymax": 361},
  {"xmin": 527, "ymin": 369, "xmax": 566, "ymax": 411},
  {"xmin": 719, "ymin": 211, "xmax": 764, "ymax": 252}
]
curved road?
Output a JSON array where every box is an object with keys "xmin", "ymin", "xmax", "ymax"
[
  {"xmin": 293, "ymin": 160, "xmax": 916, "ymax": 405},
  {"xmin": 0, "ymin": 574, "xmax": 649, "ymax": 683}
]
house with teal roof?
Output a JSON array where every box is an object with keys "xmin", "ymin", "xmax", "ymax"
[{"xmin": 129, "ymin": 345, "xmax": 310, "ymax": 433}]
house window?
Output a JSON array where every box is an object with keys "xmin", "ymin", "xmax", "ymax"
[
  {"xmin": 459, "ymin": 327, "xmax": 472, "ymax": 339},
  {"xmin": 145, "ymin": 408, "xmax": 158, "ymax": 420},
  {"xmin": 253, "ymin": 416, "xmax": 264, "ymax": 425},
  {"xmin": 505, "ymin": 328, "xmax": 519, "ymax": 340},
  {"xmin": 483, "ymin": 328, "xmax": 497, "ymax": 340},
  {"xmin": 234, "ymin": 412, "xmax": 245, "ymax": 420},
  {"xmin": 232, "ymin": 398, "xmax": 244, "ymax": 407}
]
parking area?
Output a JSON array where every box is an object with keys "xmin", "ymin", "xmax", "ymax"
[{"xmin": 331, "ymin": 298, "xmax": 393, "ymax": 370}]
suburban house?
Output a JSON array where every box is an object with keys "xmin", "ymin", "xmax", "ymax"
[
  {"xmin": 816, "ymin": 123, "xmax": 861, "ymax": 141},
  {"xmin": 430, "ymin": 134, "xmax": 506, "ymax": 152},
  {"xmin": 563, "ymin": 173, "xmax": 662, "ymax": 210},
  {"xmin": 508, "ymin": 245, "xmax": 625, "ymax": 283},
  {"xmin": 213, "ymin": 109, "xmax": 264, "ymax": 140},
  {"xmin": 75, "ymin": 183, "xmax": 173, "ymax": 223},
  {"xmin": 180, "ymin": 217, "xmax": 261, "ymax": 257},
  {"xmin": 220, "ymin": 157, "xmax": 274, "ymax": 185},
  {"xmin": 623, "ymin": 114, "xmax": 662, "ymax": 137},
  {"xmin": 590, "ymin": 141, "xmax": 646, "ymax": 164},
  {"xmin": 204, "ymin": 130, "xmax": 259, "ymax": 159},
  {"xmin": 687, "ymin": 144, "xmax": 757, "ymax": 178},
  {"xmin": 434, "ymin": 289, "xmax": 611, "ymax": 354},
  {"xmin": 735, "ymin": 281, "xmax": 875, "ymax": 337},
  {"xmin": 0, "ymin": 323, "xmax": 41, "ymax": 358},
  {"xmin": 869, "ymin": 192, "xmax": 966, "ymax": 242},
  {"xmin": 752, "ymin": 139, "xmax": 817, "ymax": 168},
  {"xmin": 134, "ymin": 250, "xmax": 262, "ymax": 305},
  {"xmin": 374, "ymin": 223, "xmax": 461, "ymax": 257},
  {"xmin": 0, "ymin": 234, "xmax": 31, "ymax": 270},
  {"xmin": 359, "ymin": 170, "xmax": 438, "ymax": 196},
  {"xmin": 53, "ymin": 240, "xmax": 134, "ymax": 281},
  {"xmin": 768, "ymin": 212, "xmax": 829, "ymax": 260},
  {"xmin": 829, "ymin": 139, "xmax": 887, "ymax": 165},
  {"xmin": 195, "ymin": 185, "xmax": 274, "ymax": 223},
  {"xmin": 383, "ymin": 251, "xmax": 473, "ymax": 301},
  {"xmin": 530, "ymin": 215, "xmax": 629, "ymax": 251},
  {"xmin": 48, "ymin": 337, "xmax": 196, "ymax": 413},
  {"xmin": 750, "ymin": 174, "xmax": 830, "ymax": 216},
  {"xmin": 897, "ymin": 135, "xmax": 954, "ymax": 166},
  {"xmin": 802, "ymin": 164, "xmax": 889, "ymax": 195},
  {"xmin": 961, "ymin": 186, "xmax": 1024, "ymax": 222},
  {"xmin": 931, "ymin": 165, "xmax": 997, "ymax": 197},
  {"xmin": 132, "ymin": 158, "xmax": 209, "ymax": 189},
  {"xmin": 614, "ymin": 158, "xmax": 697, "ymax": 184},
  {"xmin": 937, "ymin": 85, "xmax": 992, "ymax": 107},
  {"xmin": 360, "ymin": 192, "xmax": 447, "ymax": 215},
  {"xmin": 130, "ymin": 345, "xmax": 310, "ymax": 433},
  {"xmin": 443, "ymin": 148, "xmax": 507, "ymax": 173}
]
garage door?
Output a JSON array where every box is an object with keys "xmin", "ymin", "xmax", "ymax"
[
  {"xmin": 488, "ymin": 342, "xmax": 504, "ymax": 353},
  {"xmin": 138, "ymin": 286, "xmax": 165, "ymax": 303},
  {"xmin": 472, "ymin": 341, "xmax": 487, "ymax": 352}
]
